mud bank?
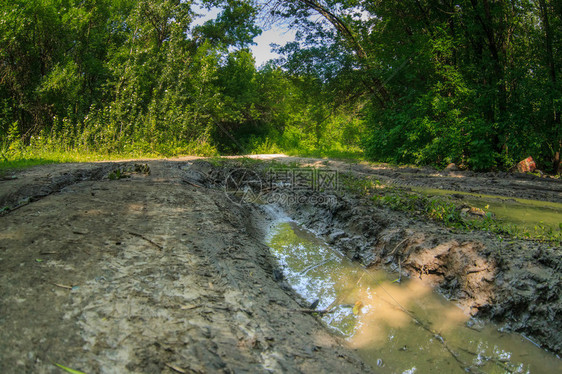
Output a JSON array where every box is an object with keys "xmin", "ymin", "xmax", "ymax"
[
  {"xmin": 185, "ymin": 158, "xmax": 562, "ymax": 355},
  {"xmin": 0, "ymin": 160, "xmax": 370, "ymax": 373},
  {"xmin": 274, "ymin": 190, "xmax": 562, "ymax": 355}
]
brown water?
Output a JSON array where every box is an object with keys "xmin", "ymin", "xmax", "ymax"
[{"xmin": 266, "ymin": 220, "xmax": 562, "ymax": 373}]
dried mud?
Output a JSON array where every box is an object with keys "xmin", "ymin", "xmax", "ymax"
[{"xmin": 1, "ymin": 156, "xmax": 561, "ymax": 373}]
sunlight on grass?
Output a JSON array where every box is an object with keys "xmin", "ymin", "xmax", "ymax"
[
  {"xmin": 52, "ymin": 362, "xmax": 86, "ymax": 374},
  {"xmin": 0, "ymin": 149, "xmax": 161, "ymax": 170},
  {"xmin": 284, "ymin": 147, "xmax": 365, "ymax": 161}
]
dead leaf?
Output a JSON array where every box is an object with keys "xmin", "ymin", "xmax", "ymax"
[
  {"xmin": 53, "ymin": 283, "xmax": 73, "ymax": 290},
  {"xmin": 352, "ymin": 301, "xmax": 363, "ymax": 315}
]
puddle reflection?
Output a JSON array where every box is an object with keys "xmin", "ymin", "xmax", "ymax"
[{"xmin": 267, "ymin": 220, "xmax": 562, "ymax": 373}]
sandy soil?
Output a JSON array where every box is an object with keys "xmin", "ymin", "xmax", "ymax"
[{"xmin": 1, "ymin": 155, "xmax": 561, "ymax": 373}]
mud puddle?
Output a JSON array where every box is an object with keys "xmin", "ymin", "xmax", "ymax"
[
  {"xmin": 266, "ymin": 217, "xmax": 562, "ymax": 373},
  {"xmin": 412, "ymin": 187, "xmax": 562, "ymax": 233}
]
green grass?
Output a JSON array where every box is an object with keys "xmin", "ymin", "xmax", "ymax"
[
  {"xmin": 283, "ymin": 147, "xmax": 365, "ymax": 162},
  {"xmin": 0, "ymin": 148, "xmax": 163, "ymax": 171},
  {"xmin": 243, "ymin": 134, "xmax": 366, "ymax": 162},
  {"xmin": 52, "ymin": 362, "xmax": 86, "ymax": 374},
  {"xmin": 339, "ymin": 173, "xmax": 562, "ymax": 245}
]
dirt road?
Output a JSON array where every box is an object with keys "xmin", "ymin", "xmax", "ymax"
[
  {"xmin": 1, "ymin": 156, "xmax": 561, "ymax": 373},
  {"xmin": 250, "ymin": 154, "xmax": 562, "ymax": 203},
  {"xmin": 0, "ymin": 160, "xmax": 369, "ymax": 373}
]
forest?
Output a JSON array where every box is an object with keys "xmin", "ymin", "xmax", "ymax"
[{"xmin": 1, "ymin": 0, "xmax": 561, "ymax": 172}]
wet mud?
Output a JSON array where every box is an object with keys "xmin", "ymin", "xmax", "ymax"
[
  {"xmin": 278, "ymin": 189, "xmax": 562, "ymax": 355},
  {"xmin": 0, "ymin": 160, "xmax": 369, "ymax": 373},
  {"xmin": 0, "ymin": 156, "xmax": 561, "ymax": 373}
]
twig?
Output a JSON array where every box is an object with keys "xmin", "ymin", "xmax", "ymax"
[
  {"xmin": 521, "ymin": 334, "xmax": 542, "ymax": 349},
  {"xmin": 165, "ymin": 363, "xmax": 186, "ymax": 374},
  {"xmin": 389, "ymin": 238, "xmax": 408, "ymax": 255},
  {"xmin": 355, "ymin": 272, "xmax": 366, "ymax": 287},
  {"xmin": 300, "ymin": 258, "xmax": 333, "ymax": 275},
  {"xmin": 289, "ymin": 308, "xmax": 335, "ymax": 315},
  {"xmin": 466, "ymin": 267, "xmax": 488, "ymax": 274},
  {"xmin": 464, "ymin": 324, "xmax": 483, "ymax": 333},
  {"xmin": 53, "ymin": 283, "xmax": 73, "ymax": 290},
  {"xmin": 3, "ymin": 197, "xmax": 34, "ymax": 214},
  {"xmin": 182, "ymin": 178, "xmax": 203, "ymax": 188},
  {"xmin": 458, "ymin": 347, "xmax": 514, "ymax": 373},
  {"xmin": 128, "ymin": 231, "xmax": 163, "ymax": 250}
]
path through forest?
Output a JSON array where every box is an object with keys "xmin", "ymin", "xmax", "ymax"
[{"xmin": 0, "ymin": 156, "xmax": 560, "ymax": 373}]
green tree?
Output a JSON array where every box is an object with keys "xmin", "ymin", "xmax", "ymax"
[{"xmin": 270, "ymin": 0, "xmax": 562, "ymax": 171}]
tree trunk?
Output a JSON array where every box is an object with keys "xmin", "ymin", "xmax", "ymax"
[{"xmin": 538, "ymin": 0, "xmax": 561, "ymax": 172}]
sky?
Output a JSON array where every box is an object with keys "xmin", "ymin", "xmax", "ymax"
[
  {"xmin": 192, "ymin": 4, "xmax": 296, "ymax": 67},
  {"xmin": 250, "ymin": 26, "xmax": 296, "ymax": 66}
]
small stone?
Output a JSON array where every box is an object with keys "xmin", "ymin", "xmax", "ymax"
[{"xmin": 309, "ymin": 299, "xmax": 320, "ymax": 310}]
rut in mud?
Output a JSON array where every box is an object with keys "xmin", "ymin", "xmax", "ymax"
[
  {"xmin": 0, "ymin": 160, "xmax": 369, "ymax": 373},
  {"xmin": 194, "ymin": 157, "xmax": 562, "ymax": 355},
  {"xmin": 279, "ymin": 190, "xmax": 562, "ymax": 354},
  {"xmin": 0, "ymin": 156, "xmax": 561, "ymax": 373}
]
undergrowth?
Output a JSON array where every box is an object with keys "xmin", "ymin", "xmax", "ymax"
[{"xmin": 0, "ymin": 149, "xmax": 159, "ymax": 171}]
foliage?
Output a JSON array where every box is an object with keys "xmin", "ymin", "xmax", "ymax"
[
  {"xmin": 0, "ymin": 0, "xmax": 259, "ymax": 157},
  {"xmin": 1, "ymin": 1, "xmax": 561, "ymax": 172},
  {"xmin": 272, "ymin": 0, "xmax": 562, "ymax": 172}
]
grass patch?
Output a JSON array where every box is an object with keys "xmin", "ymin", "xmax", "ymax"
[
  {"xmin": 0, "ymin": 149, "xmax": 159, "ymax": 171},
  {"xmin": 340, "ymin": 173, "xmax": 562, "ymax": 245},
  {"xmin": 283, "ymin": 147, "xmax": 365, "ymax": 162},
  {"xmin": 0, "ymin": 140, "xmax": 221, "ymax": 171}
]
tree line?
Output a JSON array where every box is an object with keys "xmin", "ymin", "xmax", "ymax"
[{"xmin": 1, "ymin": 0, "xmax": 560, "ymax": 171}]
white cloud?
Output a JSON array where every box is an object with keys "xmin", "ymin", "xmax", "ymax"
[{"xmin": 251, "ymin": 26, "xmax": 296, "ymax": 66}]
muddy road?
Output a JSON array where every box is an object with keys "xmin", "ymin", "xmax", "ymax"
[
  {"xmin": 253, "ymin": 155, "xmax": 562, "ymax": 204},
  {"xmin": 0, "ymin": 156, "xmax": 561, "ymax": 373},
  {"xmin": 0, "ymin": 160, "xmax": 369, "ymax": 373}
]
